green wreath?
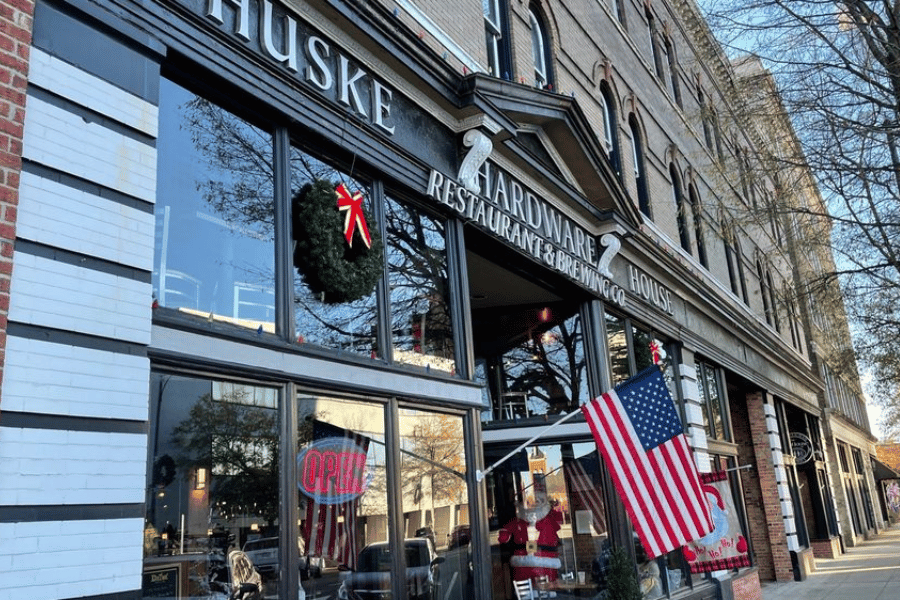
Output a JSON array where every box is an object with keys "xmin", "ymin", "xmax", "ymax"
[{"xmin": 292, "ymin": 179, "xmax": 384, "ymax": 304}]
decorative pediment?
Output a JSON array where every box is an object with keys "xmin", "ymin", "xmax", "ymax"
[{"xmin": 459, "ymin": 74, "xmax": 642, "ymax": 229}]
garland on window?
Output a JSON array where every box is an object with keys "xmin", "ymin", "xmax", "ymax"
[{"xmin": 291, "ymin": 179, "xmax": 383, "ymax": 304}]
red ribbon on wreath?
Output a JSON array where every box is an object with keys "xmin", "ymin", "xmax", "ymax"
[{"xmin": 336, "ymin": 183, "xmax": 372, "ymax": 249}]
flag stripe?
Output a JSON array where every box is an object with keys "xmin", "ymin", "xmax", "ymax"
[
  {"xmin": 581, "ymin": 367, "xmax": 713, "ymax": 558},
  {"xmin": 670, "ymin": 435, "xmax": 712, "ymax": 537}
]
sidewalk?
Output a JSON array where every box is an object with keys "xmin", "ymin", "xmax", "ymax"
[{"xmin": 761, "ymin": 525, "xmax": 900, "ymax": 599}]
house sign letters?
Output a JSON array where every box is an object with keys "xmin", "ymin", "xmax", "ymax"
[{"xmin": 628, "ymin": 265, "xmax": 675, "ymax": 315}]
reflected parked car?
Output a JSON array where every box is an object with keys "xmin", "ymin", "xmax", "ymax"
[
  {"xmin": 446, "ymin": 525, "xmax": 470, "ymax": 549},
  {"xmin": 242, "ymin": 537, "xmax": 279, "ymax": 576},
  {"xmin": 241, "ymin": 537, "xmax": 324, "ymax": 579},
  {"xmin": 338, "ymin": 538, "xmax": 445, "ymax": 600}
]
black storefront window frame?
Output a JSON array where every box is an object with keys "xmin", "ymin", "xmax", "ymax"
[
  {"xmin": 151, "ymin": 50, "xmax": 481, "ymax": 600},
  {"xmin": 144, "ymin": 362, "xmax": 480, "ymax": 600},
  {"xmin": 694, "ymin": 360, "xmax": 732, "ymax": 442},
  {"xmin": 153, "ymin": 61, "xmax": 466, "ymax": 383}
]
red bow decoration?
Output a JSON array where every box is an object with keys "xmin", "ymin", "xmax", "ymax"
[{"xmin": 336, "ymin": 183, "xmax": 372, "ymax": 249}]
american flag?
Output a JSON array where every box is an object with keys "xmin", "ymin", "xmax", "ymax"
[
  {"xmin": 581, "ymin": 366, "xmax": 712, "ymax": 558},
  {"xmin": 301, "ymin": 421, "xmax": 370, "ymax": 570}
]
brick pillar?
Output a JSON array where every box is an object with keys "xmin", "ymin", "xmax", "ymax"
[
  {"xmin": 746, "ymin": 391, "xmax": 795, "ymax": 581},
  {"xmin": 0, "ymin": 0, "xmax": 32, "ymax": 410}
]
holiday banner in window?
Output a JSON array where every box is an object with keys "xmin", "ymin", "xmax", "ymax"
[{"xmin": 682, "ymin": 471, "xmax": 750, "ymax": 573}]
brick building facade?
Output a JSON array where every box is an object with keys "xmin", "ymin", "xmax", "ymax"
[{"xmin": 0, "ymin": 0, "xmax": 883, "ymax": 599}]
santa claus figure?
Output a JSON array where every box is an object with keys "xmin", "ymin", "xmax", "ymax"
[{"xmin": 498, "ymin": 489, "xmax": 563, "ymax": 582}]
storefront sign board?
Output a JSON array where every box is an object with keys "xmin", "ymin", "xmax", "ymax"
[{"xmin": 425, "ymin": 165, "xmax": 627, "ymax": 307}]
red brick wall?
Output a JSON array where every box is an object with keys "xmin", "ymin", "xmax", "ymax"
[
  {"xmin": 746, "ymin": 391, "xmax": 795, "ymax": 581},
  {"xmin": 730, "ymin": 388, "xmax": 776, "ymax": 580},
  {"xmin": 877, "ymin": 444, "xmax": 900, "ymax": 472},
  {"xmin": 730, "ymin": 388, "xmax": 796, "ymax": 582},
  {"xmin": 0, "ymin": 0, "xmax": 32, "ymax": 410}
]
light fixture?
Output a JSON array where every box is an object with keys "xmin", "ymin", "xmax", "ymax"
[{"xmin": 195, "ymin": 467, "xmax": 208, "ymax": 490}]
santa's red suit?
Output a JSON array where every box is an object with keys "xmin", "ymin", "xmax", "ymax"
[{"xmin": 498, "ymin": 508, "xmax": 563, "ymax": 582}]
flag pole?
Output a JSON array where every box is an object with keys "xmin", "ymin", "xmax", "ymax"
[
  {"xmin": 476, "ymin": 409, "xmax": 584, "ymax": 482},
  {"xmin": 724, "ymin": 464, "xmax": 754, "ymax": 473}
]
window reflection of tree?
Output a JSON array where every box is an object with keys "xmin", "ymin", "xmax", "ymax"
[
  {"xmin": 605, "ymin": 313, "xmax": 630, "ymax": 385},
  {"xmin": 183, "ymin": 97, "xmax": 453, "ymax": 366},
  {"xmin": 400, "ymin": 413, "xmax": 467, "ymax": 512},
  {"xmin": 501, "ymin": 312, "xmax": 585, "ymax": 415},
  {"xmin": 386, "ymin": 197, "xmax": 454, "ymax": 372},
  {"xmin": 185, "ymin": 96, "xmax": 275, "ymax": 236},
  {"xmin": 172, "ymin": 385, "xmax": 279, "ymax": 526},
  {"xmin": 161, "ymin": 90, "xmax": 275, "ymax": 325}
]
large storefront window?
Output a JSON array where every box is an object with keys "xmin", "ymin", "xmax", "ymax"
[
  {"xmin": 144, "ymin": 373, "xmax": 280, "ymax": 599},
  {"xmin": 485, "ymin": 442, "xmax": 610, "ymax": 599},
  {"xmin": 153, "ymin": 78, "xmax": 275, "ymax": 333},
  {"xmin": 291, "ymin": 147, "xmax": 379, "ymax": 356},
  {"xmin": 296, "ymin": 395, "xmax": 389, "ymax": 600},
  {"xmin": 386, "ymin": 196, "xmax": 455, "ymax": 374},
  {"xmin": 398, "ymin": 408, "xmax": 471, "ymax": 600},
  {"xmin": 605, "ymin": 313, "xmax": 660, "ymax": 385},
  {"xmin": 478, "ymin": 307, "xmax": 587, "ymax": 421},
  {"xmin": 695, "ymin": 360, "xmax": 728, "ymax": 441}
]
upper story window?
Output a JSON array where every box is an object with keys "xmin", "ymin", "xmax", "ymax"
[
  {"xmin": 665, "ymin": 36, "xmax": 682, "ymax": 107},
  {"xmin": 713, "ymin": 116, "xmax": 725, "ymax": 162},
  {"xmin": 788, "ymin": 298, "xmax": 803, "ymax": 352},
  {"xmin": 670, "ymin": 163, "xmax": 691, "ymax": 253},
  {"xmin": 646, "ymin": 8, "xmax": 665, "ymax": 79},
  {"xmin": 630, "ymin": 114, "xmax": 650, "ymax": 217},
  {"xmin": 484, "ymin": 0, "xmax": 509, "ymax": 78},
  {"xmin": 756, "ymin": 257, "xmax": 781, "ymax": 333},
  {"xmin": 529, "ymin": 6, "xmax": 553, "ymax": 90},
  {"xmin": 736, "ymin": 147, "xmax": 749, "ymax": 201},
  {"xmin": 723, "ymin": 222, "xmax": 749, "ymax": 304},
  {"xmin": 766, "ymin": 189, "xmax": 784, "ymax": 246},
  {"xmin": 698, "ymin": 88, "xmax": 710, "ymax": 147},
  {"xmin": 610, "ymin": 0, "xmax": 625, "ymax": 26},
  {"xmin": 767, "ymin": 269, "xmax": 781, "ymax": 332},
  {"xmin": 600, "ymin": 82, "xmax": 621, "ymax": 175},
  {"xmin": 757, "ymin": 259, "xmax": 772, "ymax": 326},
  {"xmin": 690, "ymin": 184, "xmax": 708, "ymax": 268}
]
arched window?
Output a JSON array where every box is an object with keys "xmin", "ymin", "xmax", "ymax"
[
  {"xmin": 646, "ymin": 8, "xmax": 665, "ymax": 79},
  {"xmin": 665, "ymin": 36, "xmax": 682, "ymax": 107},
  {"xmin": 483, "ymin": 0, "xmax": 510, "ymax": 78},
  {"xmin": 670, "ymin": 164, "xmax": 691, "ymax": 253},
  {"xmin": 757, "ymin": 259, "xmax": 772, "ymax": 326},
  {"xmin": 600, "ymin": 82, "xmax": 620, "ymax": 175},
  {"xmin": 767, "ymin": 269, "xmax": 780, "ymax": 332},
  {"xmin": 630, "ymin": 114, "xmax": 650, "ymax": 217},
  {"xmin": 690, "ymin": 185, "xmax": 708, "ymax": 268},
  {"xmin": 529, "ymin": 7, "xmax": 553, "ymax": 90},
  {"xmin": 698, "ymin": 85, "xmax": 713, "ymax": 149},
  {"xmin": 724, "ymin": 222, "xmax": 748, "ymax": 304}
]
